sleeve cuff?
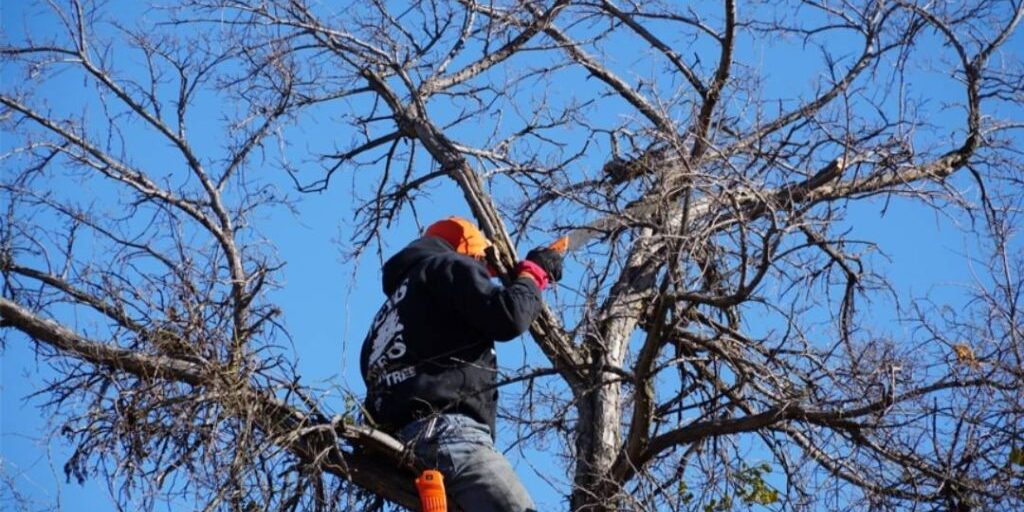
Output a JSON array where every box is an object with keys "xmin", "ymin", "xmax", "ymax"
[{"xmin": 515, "ymin": 259, "xmax": 549, "ymax": 290}]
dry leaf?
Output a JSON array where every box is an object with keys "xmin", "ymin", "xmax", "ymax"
[{"xmin": 953, "ymin": 343, "xmax": 980, "ymax": 369}]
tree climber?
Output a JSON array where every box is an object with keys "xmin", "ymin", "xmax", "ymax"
[{"xmin": 360, "ymin": 216, "xmax": 563, "ymax": 511}]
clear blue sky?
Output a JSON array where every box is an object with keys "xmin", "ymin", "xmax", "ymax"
[{"xmin": 3, "ymin": 1, "xmax": 1021, "ymax": 511}]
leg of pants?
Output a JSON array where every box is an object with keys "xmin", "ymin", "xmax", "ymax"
[{"xmin": 398, "ymin": 414, "xmax": 536, "ymax": 512}]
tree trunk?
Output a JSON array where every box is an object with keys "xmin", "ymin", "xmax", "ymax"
[{"xmin": 572, "ymin": 237, "xmax": 659, "ymax": 510}]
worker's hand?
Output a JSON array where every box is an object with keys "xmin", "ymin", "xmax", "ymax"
[{"xmin": 525, "ymin": 247, "xmax": 564, "ymax": 283}]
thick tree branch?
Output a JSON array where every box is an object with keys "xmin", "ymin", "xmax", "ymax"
[{"xmin": 0, "ymin": 297, "xmax": 422, "ymax": 509}]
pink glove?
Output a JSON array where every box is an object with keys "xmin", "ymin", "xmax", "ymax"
[{"xmin": 515, "ymin": 259, "xmax": 549, "ymax": 290}]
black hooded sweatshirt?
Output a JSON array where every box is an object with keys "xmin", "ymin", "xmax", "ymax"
[{"xmin": 360, "ymin": 236, "xmax": 542, "ymax": 433}]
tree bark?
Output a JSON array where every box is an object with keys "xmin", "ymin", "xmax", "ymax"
[{"xmin": 571, "ymin": 234, "xmax": 660, "ymax": 510}]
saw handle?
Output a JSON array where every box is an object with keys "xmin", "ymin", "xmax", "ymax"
[
  {"xmin": 416, "ymin": 469, "xmax": 447, "ymax": 512},
  {"xmin": 549, "ymin": 236, "xmax": 569, "ymax": 254}
]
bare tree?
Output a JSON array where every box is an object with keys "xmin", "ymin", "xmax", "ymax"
[{"xmin": 3, "ymin": 0, "xmax": 1023, "ymax": 510}]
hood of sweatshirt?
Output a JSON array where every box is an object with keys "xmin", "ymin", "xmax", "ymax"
[{"xmin": 381, "ymin": 236, "xmax": 452, "ymax": 296}]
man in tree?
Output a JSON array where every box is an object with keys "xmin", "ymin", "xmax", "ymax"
[{"xmin": 360, "ymin": 216, "xmax": 563, "ymax": 511}]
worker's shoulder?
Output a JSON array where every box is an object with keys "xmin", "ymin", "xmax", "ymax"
[
  {"xmin": 417, "ymin": 250, "xmax": 489, "ymax": 284},
  {"xmin": 424, "ymin": 249, "xmax": 485, "ymax": 272}
]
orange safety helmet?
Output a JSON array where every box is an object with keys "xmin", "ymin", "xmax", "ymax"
[{"xmin": 424, "ymin": 216, "xmax": 491, "ymax": 258}]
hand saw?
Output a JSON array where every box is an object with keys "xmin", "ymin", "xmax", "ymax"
[{"xmin": 547, "ymin": 202, "xmax": 658, "ymax": 254}]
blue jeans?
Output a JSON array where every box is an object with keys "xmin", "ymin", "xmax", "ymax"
[{"xmin": 397, "ymin": 414, "xmax": 536, "ymax": 512}]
